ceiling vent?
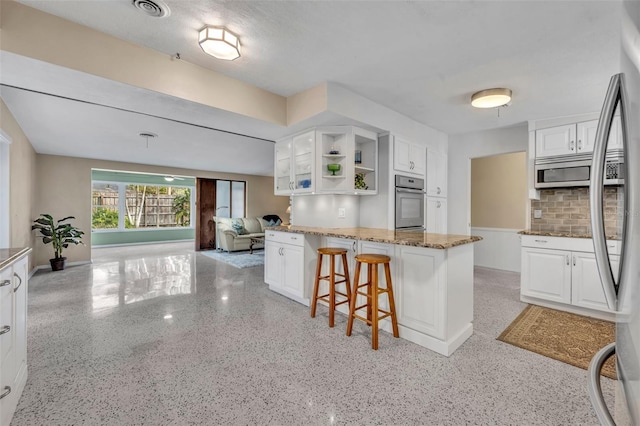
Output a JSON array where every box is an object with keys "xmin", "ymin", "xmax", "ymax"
[{"xmin": 132, "ymin": 0, "xmax": 170, "ymax": 18}]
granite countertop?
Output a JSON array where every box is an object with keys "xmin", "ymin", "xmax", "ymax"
[
  {"xmin": 267, "ymin": 226, "xmax": 482, "ymax": 249},
  {"xmin": 518, "ymin": 230, "xmax": 621, "ymax": 240},
  {"xmin": 0, "ymin": 247, "xmax": 32, "ymax": 270}
]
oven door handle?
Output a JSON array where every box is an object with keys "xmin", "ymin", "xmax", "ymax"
[{"xmin": 396, "ymin": 188, "xmax": 425, "ymax": 194}]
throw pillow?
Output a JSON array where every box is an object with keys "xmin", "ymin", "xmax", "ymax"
[{"xmin": 231, "ymin": 220, "xmax": 246, "ymax": 235}]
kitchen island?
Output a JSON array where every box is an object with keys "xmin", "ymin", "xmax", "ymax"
[{"xmin": 264, "ymin": 226, "xmax": 481, "ymax": 356}]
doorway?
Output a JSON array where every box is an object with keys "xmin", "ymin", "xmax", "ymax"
[{"xmin": 195, "ymin": 178, "xmax": 246, "ymax": 251}]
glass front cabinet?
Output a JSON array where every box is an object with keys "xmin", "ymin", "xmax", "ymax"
[{"xmin": 274, "ymin": 126, "xmax": 378, "ymax": 196}]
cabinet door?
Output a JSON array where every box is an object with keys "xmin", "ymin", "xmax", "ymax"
[
  {"xmin": 576, "ymin": 120, "xmax": 598, "ymax": 153},
  {"xmin": 282, "ymin": 244, "xmax": 304, "ymax": 298},
  {"xmin": 572, "ymin": 252, "xmax": 619, "ymax": 312},
  {"xmin": 0, "ymin": 266, "xmax": 15, "ymax": 425},
  {"xmin": 535, "ymin": 124, "xmax": 576, "ymax": 158},
  {"xmin": 274, "ymin": 139, "xmax": 292, "ymax": 195},
  {"xmin": 426, "ymin": 149, "xmax": 446, "ymax": 197},
  {"xmin": 264, "ymin": 241, "xmax": 283, "ymax": 287},
  {"xmin": 425, "ymin": 197, "xmax": 447, "ymax": 234},
  {"xmin": 410, "ymin": 143, "xmax": 426, "ymax": 176},
  {"xmin": 292, "ymin": 130, "xmax": 315, "ymax": 193},
  {"xmin": 396, "ymin": 246, "xmax": 444, "ymax": 339},
  {"xmin": 393, "ymin": 136, "xmax": 412, "ymax": 173},
  {"xmin": 521, "ymin": 247, "xmax": 572, "ymax": 303},
  {"xmin": 12, "ymin": 257, "xmax": 27, "ymax": 384}
]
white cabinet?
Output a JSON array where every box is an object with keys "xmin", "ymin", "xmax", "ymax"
[
  {"xmin": 521, "ymin": 247, "xmax": 572, "ymax": 304},
  {"xmin": 316, "ymin": 126, "xmax": 378, "ymax": 194},
  {"xmin": 426, "ymin": 148, "xmax": 447, "ymax": 197},
  {"xmin": 264, "ymin": 231, "xmax": 306, "ymax": 299},
  {"xmin": 396, "ymin": 245, "xmax": 445, "ymax": 339},
  {"xmin": 275, "ymin": 126, "xmax": 378, "ymax": 195},
  {"xmin": 535, "ymin": 118, "xmax": 622, "ymax": 158},
  {"xmin": 520, "ymin": 236, "xmax": 619, "ymax": 315},
  {"xmin": 0, "ymin": 252, "xmax": 29, "ymax": 426},
  {"xmin": 393, "ymin": 136, "xmax": 425, "ymax": 176},
  {"xmin": 425, "ymin": 197, "xmax": 447, "ymax": 234},
  {"xmin": 274, "ymin": 130, "xmax": 316, "ymax": 195},
  {"xmin": 572, "ymin": 252, "xmax": 620, "ymax": 312}
]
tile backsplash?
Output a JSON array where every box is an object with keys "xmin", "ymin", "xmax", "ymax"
[{"xmin": 530, "ymin": 187, "xmax": 622, "ymax": 236}]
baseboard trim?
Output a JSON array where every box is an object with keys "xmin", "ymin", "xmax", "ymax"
[
  {"xmin": 31, "ymin": 260, "xmax": 93, "ymax": 274},
  {"xmin": 91, "ymin": 239, "xmax": 195, "ymax": 249}
]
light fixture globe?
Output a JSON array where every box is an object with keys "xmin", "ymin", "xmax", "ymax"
[
  {"xmin": 198, "ymin": 26, "xmax": 241, "ymax": 60},
  {"xmin": 471, "ymin": 88, "xmax": 512, "ymax": 108}
]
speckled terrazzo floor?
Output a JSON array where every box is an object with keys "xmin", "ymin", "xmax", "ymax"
[{"xmin": 13, "ymin": 242, "xmax": 615, "ymax": 425}]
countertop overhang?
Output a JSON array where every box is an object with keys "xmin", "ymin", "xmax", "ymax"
[
  {"xmin": 0, "ymin": 247, "xmax": 32, "ymax": 270},
  {"xmin": 267, "ymin": 226, "xmax": 482, "ymax": 249}
]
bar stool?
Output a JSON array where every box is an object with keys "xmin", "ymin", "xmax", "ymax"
[
  {"xmin": 346, "ymin": 253, "xmax": 399, "ymax": 350},
  {"xmin": 310, "ymin": 248, "xmax": 352, "ymax": 328}
]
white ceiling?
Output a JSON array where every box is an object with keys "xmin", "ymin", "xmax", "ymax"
[{"xmin": 0, "ymin": 1, "xmax": 624, "ymax": 176}]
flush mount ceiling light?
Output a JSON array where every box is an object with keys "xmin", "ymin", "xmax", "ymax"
[
  {"xmin": 198, "ymin": 26, "xmax": 241, "ymax": 61},
  {"xmin": 471, "ymin": 88, "xmax": 512, "ymax": 108}
]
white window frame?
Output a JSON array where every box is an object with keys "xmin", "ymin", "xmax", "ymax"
[{"xmin": 91, "ymin": 180, "xmax": 196, "ymax": 232}]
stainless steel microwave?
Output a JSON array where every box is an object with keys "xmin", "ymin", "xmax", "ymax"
[{"xmin": 534, "ymin": 151, "xmax": 624, "ymax": 189}]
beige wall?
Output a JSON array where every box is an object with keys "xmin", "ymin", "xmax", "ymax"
[
  {"xmin": 470, "ymin": 152, "xmax": 527, "ymax": 229},
  {"xmin": 34, "ymin": 155, "xmax": 289, "ymax": 266},
  {"xmin": 1, "ymin": 99, "xmax": 38, "ymax": 268}
]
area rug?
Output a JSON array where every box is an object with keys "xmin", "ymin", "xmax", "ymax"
[
  {"xmin": 200, "ymin": 250, "xmax": 264, "ymax": 269},
  {"xmin": 498, "ymin": 305, "xmax": 616, "ymax": 379}
]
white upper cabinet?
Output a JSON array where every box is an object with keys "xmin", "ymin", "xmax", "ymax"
[
  {"xmin": 426, "ymin": 148, "xmax": 447, "ymax": 197},
  {"xmin": 393, "ymin": 136, "xmax": 425, "ymax": 176},
  {"xmin": 274, "ymin": 130, "xmax": 316, "ymax": 195},
  {"xmin": 535, "ymin": 124, "xmax": 577, "ymax": 158},
  {"xmin": 275, "ymin": 126, "xmax": 378, "ymax": 196},
  {"xmin": 535, "ymin": 118, "xmax": 622, "ymax": 159}
]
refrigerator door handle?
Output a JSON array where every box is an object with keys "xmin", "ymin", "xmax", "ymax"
[
  {"xmin": 590, "ymin": 73, "xmax": 627, "ymax": 311},
  {"xmin": 587, "ymin": 342, "xmax": 616, "ymax": 426}
]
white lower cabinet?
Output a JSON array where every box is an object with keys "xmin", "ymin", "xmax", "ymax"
[
  {"xmin": 264, "ymin": 231, "xmax": 317, "ymax": 305},
  {"xmin": 0, "ymin": 252, "xmax": 29, "ymax": 426},
  {"xmin": 396, "ymin": 245, "xmax": 444, "ymax": 339},
  {"xmin": 520, "ymin": 236, "xmax": 619, "ymax": 316}
]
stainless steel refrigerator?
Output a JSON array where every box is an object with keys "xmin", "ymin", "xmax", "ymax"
[{"xmin": 587, "ymin": 9, "xmax": 640, "ymax": 422}]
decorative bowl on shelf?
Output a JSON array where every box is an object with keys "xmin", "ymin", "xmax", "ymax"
[{"xmin": 327, "ymin": 164, "xmax": 341, "ymax": 175}]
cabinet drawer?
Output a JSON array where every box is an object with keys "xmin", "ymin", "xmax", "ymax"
[
  {"xmin": 521, "ymin": 235, "xmax": 620, "ymax": 254},
  {"xmin": 265, "ymin": 230, "xmax": 305, "ymax": 247}
]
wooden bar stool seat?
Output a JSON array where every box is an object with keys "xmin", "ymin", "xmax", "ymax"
[
  {"xmin": 346, "ymin": 253, "xmax": 399, "ymax": 350},
  {"xmin": 310, "ymin": 247, "xmax": 352, "ymax": 328}
]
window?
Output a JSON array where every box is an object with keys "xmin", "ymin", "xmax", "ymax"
[
  {"xmin": 92, "ymin": 183, "xmax": 119, "ymax": 229},
  {"xmin": 92, "ymin": 182, "xmax": 194, "ymax": 231}
]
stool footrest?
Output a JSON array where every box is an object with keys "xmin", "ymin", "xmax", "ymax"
[{"xmin": 317, "ymin": 297, "xmax": 350, "ymax": 307}]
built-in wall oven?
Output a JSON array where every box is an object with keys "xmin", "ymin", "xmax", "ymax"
[{"xmin": 395, "ymin": 175, "xmax": 425, "ymax": 230}]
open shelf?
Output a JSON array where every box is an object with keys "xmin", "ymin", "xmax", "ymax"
[{"xmin": 355, "ymin": 165, "xmax": 375, "ymax": 173}]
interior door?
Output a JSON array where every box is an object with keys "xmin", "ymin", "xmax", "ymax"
[{"xmin": 196, "ymin": 178, "xmax": 217, "ymax": 250}]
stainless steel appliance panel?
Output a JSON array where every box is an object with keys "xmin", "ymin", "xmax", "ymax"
[{"xmin": 395, "ymin": 175, "xmax": 425, "ymax": 230}]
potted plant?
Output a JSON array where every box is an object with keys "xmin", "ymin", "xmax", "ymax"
[{"xmin": 32, "ymin": 214, "xmax": 85, "ymax": 271}]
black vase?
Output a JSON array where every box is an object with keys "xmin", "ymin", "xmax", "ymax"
[{"xmin": 50, "ymin": 257, "xmax": 66, "ymax": 271}]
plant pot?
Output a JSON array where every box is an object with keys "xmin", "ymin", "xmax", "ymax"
[{"xmin": 50, "ymin": 257, "xmax": 67, "ymax": 271}]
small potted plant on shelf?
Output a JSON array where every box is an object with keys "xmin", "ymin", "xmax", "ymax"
[{"xmin": 32, "ymin": 214, "xmax": 85, "ymax": 271}]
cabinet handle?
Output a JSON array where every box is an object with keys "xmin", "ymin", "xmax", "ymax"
[
  {"xmin": 352, "ymin": 241, "xmax": 356, "ymax": 252},
  {"xmin": 573, "ymin": 255, "xmax": 576, "ymax": 266},
  {"xmin": 437, "ymin": 187, "xmax": 441, "ymax": 195},
  {"xmin": 570, "ymin": 140, "xmax": 575, "ymax": 151},
  {"xmin": 13, "ymin": 273, "xmax": 22, "ymax": 293},
  {"xmin": 437, "ymin": 201, "xmax": 441, "ymax": 208},
  {"xmin": 0, "ymin": 280, "xmax": 10, "ymax": 287},
  {"xmin": 291, "ymin": 236, "xmax": 297, "ymax": 240},
  {"xmin": 0, "ymin": 325, "xmax": 10, "ymax": 335},
  {"xmin": 0, "ymin": 386, "xmax": 10, "ymax": 400},
  {"xmin": 534, "ymin": 239, "xmax": 548, "ymax": 243},
  {"xmin": 566, "ymin": 255, "xmax": 570, "ymax": 265},
  {"xmin": 578, "ymin": 139, "xmax": 583, "ymax": 150}
]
